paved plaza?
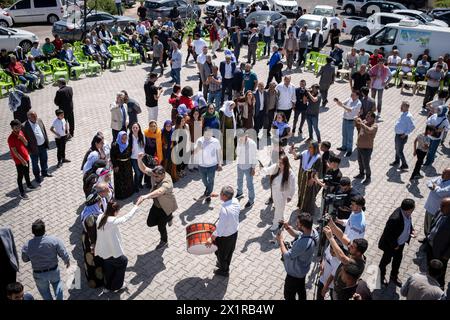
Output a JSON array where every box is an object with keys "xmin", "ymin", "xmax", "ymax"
[{"xmin": 0, "ymin": 43, "xmax": 449, "ymax": 300}]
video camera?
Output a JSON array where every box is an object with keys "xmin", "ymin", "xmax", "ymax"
[
  {"xmin": 142, "ymin": 154, "xmax": 159, "ymax": 169},
  {"xmin": 323, "ymin": 193, "xmax": 346, "ymax": 211}
]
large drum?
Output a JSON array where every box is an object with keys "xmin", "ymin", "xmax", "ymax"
[{"xmin": 186, "ymin": 223, "xmax": 218, "ymax": 255}]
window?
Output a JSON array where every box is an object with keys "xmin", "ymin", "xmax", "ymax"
[
  {"xmin": 34, "ymin": 0, "xmax": 57, "ymax": 8},
  {"xmin": 380, "ymin": 16, "xmax": 401, "ymax": 25},
  {"xmin": 86, "ymin": 15, "xmax": 102, "ymax": 22},
  {"xmin": 368, "ymin": 27, "xmax": 397, "ymax": 45},
  {"xmin": 14, "ymin": 0, "xmax": 31, "ymax": 9},
  {"xmin": 98, "ymin": 14, "xmax": 114, "ymax": 21}
]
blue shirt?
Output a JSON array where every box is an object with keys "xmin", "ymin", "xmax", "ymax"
[
  {"xmin": 344, "ymin": 211, "xmax": 366, "ymax": 241},
  {"xmin": 268, "ymin": 52, "xmax": 281, "ymax": 70},
  {"xmin": 283, "ymin": 229, "xmax": 318, "ymax": 278},
  {"xmin": 394, "ymin": 112, "xmax": 415, "ymax": 135},
  {"xmin": 22, "ymin": 235, "xmax": 70, "ymax": 271},
  {"xmin": 171, "ymin": 49, "xmax": 182, "ymax": 70}
]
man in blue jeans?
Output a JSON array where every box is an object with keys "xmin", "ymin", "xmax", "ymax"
[
  {"xmin": 335, "ymin": 91, "xmax": 362, "ymax": 157},
  {"xmin": 235, "ymin": 132, "xmax": 257, "ymax": 208},
  {"xmin": 305, "ymin": 84, "xmax": 322, "ymax": 142},
  {"xmin": 391, "ymin": 101, "xmax": 415, "ymax": 170},
  {"xmin": 22, "ymin": 219, "xmax": 70, "ymax": 300},
  {"xmin": 193, "ymin": 128, "xmax": 223, "ymax": 203},
  {"xmin": 115, "ymin": 0, "xmax": 123, "ymax": 15}
]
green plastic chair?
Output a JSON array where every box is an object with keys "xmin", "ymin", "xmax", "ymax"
[
  {"xmin": 314, "ymin": 54, "xmax": 328, "ymax": 74},
  {"xmin": 35, "ymin": 62, "xmax": 53, "ymax": 84},
  {"xmin": 49, "ymin": 59, "xmax": 69, "ymax": 83},
  {"xmin": 256, "ymin": 42, "xmax": 266, "ymax": 60},
  {"xmin": 74, "ymin": 53, "xmax": 101, "ymax": 76},
  {"xmin": 0, "ymin": 70, "xmax": 14, "ymax": 97},
  {"xmin": 304, "ymin": 52, "xmax": 319, "ymax": 71}
]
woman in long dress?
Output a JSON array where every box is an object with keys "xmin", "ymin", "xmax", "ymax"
[
  {"xmin": 80, "ymin": 192, "xmax": 105, "ymax": 288},
  {"xmin": 291, "ymin": 140, "xmax": 323, "ymax": 215},
  {"xmin": 110, "ymin": 131, "xmax": 134, "ymax": 200},
  {"xmin": 172, "ymin": 115, "xmax": 191, "ymax": 178},
  {"xmin": 220, "ymin": 100, "xmax": 237, "ymax": 162},
  {"xmin": 161, "ymin": 120, "xmax": 178, "ymax": 181},
  {"xmin": 188, "ymin": 108, "xmax": 203, "ymax": 171},
  {"xmin": 262, "ymin": 154, "xmax": 296, "ymax": 230},
  {"xmin": 240, "ymin": 90, "xmax": 255, "ymax": 130}
]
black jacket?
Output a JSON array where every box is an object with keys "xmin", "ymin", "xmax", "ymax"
[
  {"xmin": 428, "ymin": 214, "xmax": 450, "ymax": 259},
  {"xmin": 22, "ymin": 119, "xmax": 49, "ymax": 155},
  {"xmin": 378, "ymin": 208, "xmax": 414, "ymax": 252},
  {"xmin": 54, "ymin": 85, "xmax": 74, "ymax": 112}
]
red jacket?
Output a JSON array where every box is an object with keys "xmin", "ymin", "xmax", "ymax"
[{"xmin": 210, "ymin": 27, "xmax": 219, "ymax": 42}]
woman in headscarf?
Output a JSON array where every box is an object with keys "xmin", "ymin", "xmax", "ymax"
[
  {"xmin": 262, "ymin": 154, "xmax": 296, "ymax": 230},
  {"xmin": 161, "ymin": 120, "xmax": 178, "ymax": 181},
  {"xmin": 188, "ymin": 108, "xmax": 203, "ymax": 171},
  {"xmin": 220, "ymin": 100, "xmax": 237, "ymax": 162},
  {"xmin": 192, "ymin": 91, "xmax": 208, "ymax": 114},
  {"xmin": 110, "ymin": 131, "xmax": 134, "ymax": 199},
  {"xmin": 80, "ymin": 192, "xmax": 105, "ymax": 288},
  {"xmin": 95, "ymin": 168, "xmax": 114, "ymax": 202},
  {"xmin": 290, "ymin": 140, "xmax": 323, "ymax": 214},
  {"xmin": 202, "ymin": 103, "xmax": 221, "ymax": 130},
  {"xmin": 240, "ymin": 90, "xmax": 256, "ymax": 129},
  {"xmin": 172, "ymin": 115, "xmax": 191, "ymax": 178},
  {"xmin": 424, "ymin": 105, "xmax": 449, "ymax": 166}
]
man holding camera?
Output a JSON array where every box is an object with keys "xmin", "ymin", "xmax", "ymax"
[
  {"xmin": 333, "ymin": 177, "xmax": 360, "ymax": 220},
  {"xmin": 277, "ymin": 213, "xmax": 319, "ymax": 300},
  {"xmin": 335, "ymin": 195, "xmax": 366, "ymax": 242}
]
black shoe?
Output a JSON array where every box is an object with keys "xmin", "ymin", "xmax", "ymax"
[
  {"xmin": 362, "ymin": 178, "xmax": 371, "ymax": 185},
  {"xmin": 400, "ymin": 165, "xmax": 409, "ymax": 171},
  {"xmin": 235, "ymin": 193, "xmax": 244, "ymax": 200},
  {"xmin": 42, "ymin": 173, "xmax": 53, "ymax": 177},
  {"xmin": 57, "ymin": 162, "xmax": 62, "ymax": 168},
  {"xmin": 344, "ymin": 151, "xmax": 352, "ymax": 157},
  {"xmin": 62, "ymin": 159, "xmax": 71, "ymax": 163},
  {"xmin": 214, "ymin": 269, "xmax": 229, "ymax": 277},
  {"xmin": 265, "ymin": 198, "xmax": 273, "ymax": 205},
  {"xmin": 337, "ymin": 147, "xmax": 345, "ymax": 151},
  {"xmin": 156, "ymin": 241, "xmax": 168, "ymax": 250},
  {"xmin": 35, "ymin": 177, "xmax": 42, "ymax": 183},
  {"xmin": 19, "ymin": 192, "xmax": 29, "ymax": 199},
  {"xmin": 245, "ymin": 201, "xmax": 254, "ymax": 208},
  {"xmin": 27, "ymin": 184, "xmax": 36, "ymax": 189},
  {"xmin": 390, "ymin": 277, "xmax": 402, "ymax": 288},
  {"xmin": 354, "ymin": 174, "xmax": 365, "ymax": 179},
  {"xmin": 390, "ymin": 161, "xmax": 399, "ymax": 166}
]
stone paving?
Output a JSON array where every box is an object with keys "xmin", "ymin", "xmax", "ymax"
[{"xmin": 0, "ymin": 42, "xmax": 449, "ymax": 300}]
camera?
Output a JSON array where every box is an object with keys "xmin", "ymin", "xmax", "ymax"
[
  {"xmin": 323, "ymin": 174, "xmax": 333, "ymax": 184},
  {"xmin": 142, "ymin": 154, "xmax": 158, "ymax": 169},
  {"xmin": 280, "ymin": 241, "xmax": 292, "ymax": 262}
]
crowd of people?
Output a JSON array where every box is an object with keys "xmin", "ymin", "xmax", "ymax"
[{"xmin": 1, "ymin": 2, "xmax": 450, "ymax": 301}]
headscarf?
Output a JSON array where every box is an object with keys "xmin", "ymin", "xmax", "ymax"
[
  {"xmin": 272, "ymin": 120, "xmax": 290, "ymax": 137},
  {"xmin": 203, "ymin": 109, "xmax": 220, "ymax": 119},
  {"xmin": 220, "ymin": 101, "xmax": 237, "ymax": 137},
  {"xmin": 224, "ymin": 49, "xmax": 236, "ymax": 63},
  {"xmin": 95, "ymin": 168, "xmax": 111, "ymax": 183},
  {"xmin": 162, "ymin": 120, "xmax": 173, "ymax": 159},
  {"xmin": 193, "ymin": 92, "xmax": 207, "ymax": 109},
  {"xmin": 81, "ymin": 192, "xmax": 103, "ymax": 225},
  {"xmin": 177, "ymin": 104, "xmax": 189, "ymax": 117},
  {"xmin": 116, "ymin": 131, "xmax": 128, "ymax": 153},
  {"xmin": 144, "ymin": 120, "xmax": 163, "ymax": 162}
]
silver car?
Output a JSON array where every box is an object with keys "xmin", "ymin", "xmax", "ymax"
[
  {"xmin": 245, "ymin": 10, "xmax": 287, "ymax": 30},
  {"xmin": 145, "ymin": 0, "xmax": 200, "ymax": 20}
]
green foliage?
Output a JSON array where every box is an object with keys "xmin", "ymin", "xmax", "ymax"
[
  {"xmin": 435, "ymin": 0, "xmax": 450, "ymax": 7},
  {"xmin": 87, "ymin": 0, "xmax": 119, "ymax": 15},
  {"xmin": 0, "ymin": 0, "xmax": 16, "ymax": 8}
]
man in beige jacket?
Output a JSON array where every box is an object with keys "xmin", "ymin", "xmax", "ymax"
[{"xmin": 110, "ymin": 92, "xmax": 128, "ymax": 141}]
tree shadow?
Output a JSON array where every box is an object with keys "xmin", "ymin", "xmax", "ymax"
[
  {"xmin": 174, "ymin": 275, "xmax": 229, "ymax": 300},
  {"xmin": 406, "ymin": 180, "xmax": 424, "ymax": 198},
  {"xmin": 126, "ymin": 247, "xmax": 167, "ymax": 300},
  {"xmin": 178, "ymin": 200, "xmax": 215, "ymax": 226},
  {"xmin": 0, "ymin": 152, "xmax": 12, "ymax": 162},
  {"xmin": 386, "ymin": 167, "xmax": 405, "ymax": 184}
]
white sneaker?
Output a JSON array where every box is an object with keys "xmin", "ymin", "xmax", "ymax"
[{"xmin": 102, "ymin": 288, "xmax": 110, "ymax": 294}]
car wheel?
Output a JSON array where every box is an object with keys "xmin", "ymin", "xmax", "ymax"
[
  {"xmin": 47, "ymin": 14, "xmax": 59, "ymax": 24},
  {"xmin": 344, "ymin": 5, "xmax": 355, "ymax": 15},
  {"xmin": 0, "ymin": 20, "xmax": 9, "ymax": 27},
  {"xmin": 19, "ymin": 40, "xmax": 32, "ymax": 52}
]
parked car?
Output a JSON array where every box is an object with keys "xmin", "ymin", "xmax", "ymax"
[
  {"xmin": 342, "ymin": 0, "xmax": 372, "ymax": 15},
  {"xmin": 428, "ymin": 7, "xmax": 450, "ymax": 16},
  {"xmin": 0, "ymin": 8, "xmax": 14, "ymax": 27},
  {"xmin": 0, "ymin": 26, "xmax": 39, "ymax": 52},
  {"xmin": 269, "ymin": 0, "xmax": 298, "ymax": 17},
  {"xmin": 355, "ymin": 19, "xmax": 450, "ymax": 59},
  {"xmin": 122, "ymin": 0, "xmax": 136, "ymax": 8},
  {"xmin": 393, "ymin": 9, "xmax": 448, "ymax": 27},
  {"xmin": 388, "ymin": 0, "xmax": 426, "ymax": 10},
  {"xmin": 432, "ymin": 11, "xmax": 450, "ymax": 26},
  {"xmin": 145, "ymin": 0, "xmax": 200, "ymax": 20},
  {"xmin": 296, "ymin": 14, "xmax": 331, "ymax": 42},
  {"xmin": 52, "ymin": 11, "xmax": 137, "ymax": 41},
  {"xmin": 343, "ymin": 12, "xmax": 420, "ymax": 42},
  {"xmin": 5, "ymin": 0, "xmax": 65, "ymax": 24},
  {"xmin": 360, "ymin": 1, "xmax": 407, "ymax": 17},
  {"xmin": 312, "ymin": 5, "xmax": 336, "ymax": 17},
  {"xmin": 245, "ymin": 10, "xmax": 287, "ymax": 29},
  {"xmin": 204, "ymin": 0, "xmax": 252, "ymax": 17}
]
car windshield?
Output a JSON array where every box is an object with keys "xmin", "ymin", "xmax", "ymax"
[
  {"xmin": 296, "ymin": 18, "xmax": 320, "ymax": 28},
  {"xmin": 313, "ymin": 8, "xmax": 333, "ymax": 17},
  {"xmin": 419, "ymin": 12, "xmax": 433, "ymax": 22}
]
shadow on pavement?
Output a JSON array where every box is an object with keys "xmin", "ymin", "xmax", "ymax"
[{"xmin": 174, "ymin": 275, "xmax": 229, "ymax": 300}]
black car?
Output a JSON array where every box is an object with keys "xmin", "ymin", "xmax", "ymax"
[
  {"xmin": 360, "ymin": 1, "xmax": 407, "ymax": 17},
  {"xmin": 432, "ymin": 11, "xmax": 450, "ymax": 25},
  {"xmin": 388, "ymin": 0, "xmax": 426, "ymax": 10}
]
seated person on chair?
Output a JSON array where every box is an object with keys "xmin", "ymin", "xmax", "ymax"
[
  {"xmin": 83, "ymin": 38, "xmax": 105, "ymax": 68},
  {"xmin": 8, "ymin": 56, "xmax": 38, "ymax": 90},
  {"xmin": 60, "ymin": 43, "xmax": 81, "ymax": 74},
  {"xmin": 415, "ymin": 55, "xmax": 430, "ymax": 82},
  {"xmin": 387, "ymin": 50, "xmax": 401, "ymax": 76},
  {"xmin": 24, "ymin": 56, "xmax": 44, "ymax": 89},
  {"xmin": 399, "ymin": 53, "xmax": 414, "ymax": 82},
  {"xmin": 96, "ymin": 39, "xmax": 113, "ymax": 70},
  {"xmin": 128, "ymin": 33, "xmax": 146, "ymax": 63}
]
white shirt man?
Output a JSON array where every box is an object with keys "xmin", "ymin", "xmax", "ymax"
[
  {"xmin": 257, "ymin": 89, "xmax": 264, "ymax": 111},
  {"xmin": 197, "ymin": 51, "xmax": 208, "ymax": 65},
  {"xmin": 136, "ymin": 24, "xmax": 146, "ymax": 36},
  {"xmin": 401, "ymin": 56, "xmax": 415, "ymax": 73},
  {"xmin": 196, "ymin": 135, "xmax": 222, "ymax": 168},
  {"xmin": 224, "ymin": 61, "xmax": 233, "ymax": 79},
  {"xmin": 218, "ymin": 27, "xmax": 228, "ymax": 41},
  {"xmin": 387, "ymin": 54, "xmax": 401, "ymax": 71},
  {"xmin": 276, "ymin": 82, "xmax": 296, "ymax": 111},
  {"xmin": 193, "ymin": 38, "xmax": 208, "ymax": 56},
  {"xmin": 342, "ymin": 97, "xmax": 362, "ymax": 120},
  {"xmin": 213, "ymin": 197, "xmax": 240, "ymax": 238},
  {"xmin": 29, "ymin": 121, "xmax": 46, "ymax": 146}
]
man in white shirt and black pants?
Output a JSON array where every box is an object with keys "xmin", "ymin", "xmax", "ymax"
[
  {"xmin": 276, "ymin": 76, "xmax": 296, "ymax": 122},
  {"xmin": 207, "ymin": 185, "xmax": 240, "ymax": 277}
]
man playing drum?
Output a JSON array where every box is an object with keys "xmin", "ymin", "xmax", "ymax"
[
  {"xmin": 137, "ymin": 157, "xmax": 178, "ymax": 250},
  {"xmin": 206, "ymin": 185, "xmax": 240, "ymax": 277}
]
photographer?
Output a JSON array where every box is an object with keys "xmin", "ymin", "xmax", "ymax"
[
  {"xmin": 314, "ymin": 154, "xmax": 342, "ymax": 194},
  {"xmin": 322, "ymin": 225, "xmax": 370, "ymax": 300},
  {"xmin": 335, "ymin": 195, "xmax": 366, "ymax": 242},
  {"xmin": 333, "ymin": 177, "xmax": 360, "ymax": 220},
  {"xmin": 277, "ymin": 213, "xmax": 319, "ymax": 300}
]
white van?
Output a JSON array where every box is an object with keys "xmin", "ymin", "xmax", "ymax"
[
  {"xmin": 354, "ymin": 19, "xmax": 450, "ymax": 59},
  {"xmin": 6, "ymin": 0, "xmax": 65, "ymax": 25}
]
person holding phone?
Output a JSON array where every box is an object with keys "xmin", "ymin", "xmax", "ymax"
[
  {"xmin": 335, "ymin": 91, "xmax": 362, "ymax": 157},
  {"xmin": 8, "ymin": 120, "xmax": 35, "ymax": 199}
]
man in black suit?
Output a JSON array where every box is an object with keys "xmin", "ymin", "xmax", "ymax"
[
  {"xmin": 0, "ymin": 227, "xmax": 19, "ymax": 301},
  {"xmin": 253, "ymin": 82, "xmax": 268, "ymax": 135},
  {"xmin": 54, "ymin": 78, "xmax": 74, "ymax": 137},
  {"xmin": 22, "ymin": 111, "xmax": 52, "ymax": 183},
  {"xmin": 220, "ymin": 55, "xmax": 236, "ymax": 103},
  {"xmin": 378, "ymin": 198, "xmax": 416, "ymax": 287},
  {"xmin": 425, "ymin": 197, "xmax": 450, "ymax": 288},
  {"xmin": 310, "ymin": 27, "xmax": 324, "ymax": 52}
]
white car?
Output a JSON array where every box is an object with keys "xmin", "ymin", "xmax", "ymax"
[
  {"xmin": 5, "ymin": 0, "xmax": 65, "ymax": 24},
  {"xmin": 0, "ymin": 8, "xmax": 14, "ymax": 27},
  {"xmin": 0, "ymin": 26, "xmax": 39, "ymax": 52},
  {"xmin": 296, "ymin": 14, "xmax": 331, "ymax": 41},
  {"xmin": 312, "ymin": 5, "xmax": 336, "ymax": 17},
  {"xmin": 269, "ymin": 0, "xmax": 298, "ymax": 17},
  {"xmin": 204, "ymin": 0, "xmax": 252, "ymax": 17},
  {"xmin": 393, "ymin": 9, "xmax": 448, "ymax": 27}
]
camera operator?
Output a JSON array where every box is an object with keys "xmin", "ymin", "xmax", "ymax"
[
  {"xmin": 314, "ymin": 153, "xmax": 342, "ymax": 194},
  {"xmin": 335, "ymin": 195, "xmax": 366, "ymax": 242},
  {"xmin": 276, "ymin": 213, "xmax": 319, "ymax": 300},
  {"xmin": 322, "ymin": 225, "xmax": 371, "ymax": 300},
  {"xmin": 333, "ymin": 177, "xmax": 360, "ymax": 220}
]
